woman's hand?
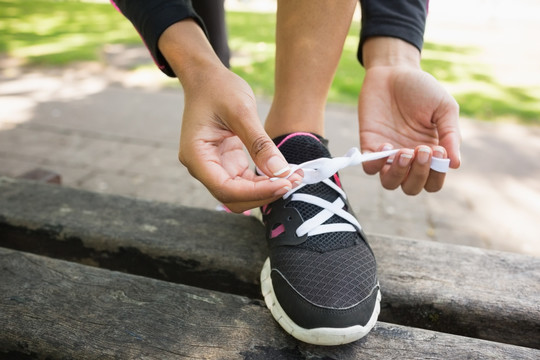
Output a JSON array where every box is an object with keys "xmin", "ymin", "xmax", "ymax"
[
  {"xmin": 179, "ymin": 68, "xmax": 300, "ymax": 212},
  {"xmin": 159, "ymin": 20, "xmax": 300, "ymax": 212},
  {"xmin": 358, "ymin": 37, "xmax": 461, "ymax": 194}
]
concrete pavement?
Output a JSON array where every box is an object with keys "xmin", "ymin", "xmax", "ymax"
[
  {"xmin": 1, "ymin": 0, "xmax": 539, "ymax": 256},
  {"xmin": 1, "ymin": 61, "xmax": 539, "ymax": 257}
]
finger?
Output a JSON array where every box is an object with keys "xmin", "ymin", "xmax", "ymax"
[
  {"xmin": 224, "ymin": 102, "xmax": 291, "ymax": 179},
  {"xmin": 287, "ymin": 170, "xmax": 304, "ymax": 188},
  {"xmin": 401, "ymin": 145, "xmax": 432, "ymax": 195},
  {"xmin": 183, "ymin": 147, "xmax": 292, "ymax": 202},
  {"xmin": 243, "ymin": 167, "xmax": 303, "ymax": 189},
  {"xmin": 433, "ymin": 94, "xmax": 462, "ymax": 169},
  {"xmin": 379, "ymin": 148, "xmax": 414, "ymax": 190},
  {"xmin": 224, "ymin": 194, "xmax": 283, "ymax": 214},
  {"xmin": 424, "ymin": 146, "xmax": 447, "ymax": 192},
  {"xmin": 211, "ymin": 170, "xmax": 292, "ymax": 204},
  {"xmin": 362, "ymin": 143, "xmax": 394, "ymax": 175},
  {"xmin": 220, "ymin": 180, "xmax": 290, "ymax": 212},
  {"xmin": 224, "ymin": 171, "xmax": 303, "ymax": 213}
]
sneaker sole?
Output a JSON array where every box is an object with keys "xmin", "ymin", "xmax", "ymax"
[{"xmin": 260, "ymin": 257, "xmax": 381, "ymax": 346}]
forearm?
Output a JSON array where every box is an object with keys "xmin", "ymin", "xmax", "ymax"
[
  {"xmin": 358, "ymin": 0, "xmax": 428, "ymax": 65},
  {"xmin": 362, "ymin": 37, "xmax": 420, "ymax": 69},
  {"xmin": 158, "ymin": 19, "xmax": 225, "ymax": 88},
  {"xmin": 111, "ymin": 0, "xmax": 205, "ymax": 77}
]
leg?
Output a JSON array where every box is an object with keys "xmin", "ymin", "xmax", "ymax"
[
  {"xmin": 192, "ymin": 0, "xmax": 231, "ymax": 68},
  {"xmin": 261, "ymin": 2, "xmax": 381, "ymax": 345},
  {"xmin": 265, "ymin": 0, "xmax": 357, "ymax": 138}
]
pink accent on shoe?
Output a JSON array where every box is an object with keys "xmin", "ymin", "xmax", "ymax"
[
  {"xmin": 333, "ymin": 174, "xmax": 342, "ymax": 188},
  {"xmin": 262, "ymin": 204, "xmax": 272, "ymax": 215},
  {"xmin": 270, "ymin": 224, "xmax": 286, "ymax": 238},
  {"xmin": 276, "ymin": 132, "xmax": 321, "ymax": 149}
]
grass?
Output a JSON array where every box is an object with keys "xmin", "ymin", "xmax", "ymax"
[
  {"xmin": 225, "ymin": 11, "xmax": 364, "ymax": 105},
  {"xmin": 1, "ymin": 0, "xmax": 538, "ymax": 124},
  {"xmin": 420, "ymin": 43, "xmax": 540, "ymax": 124},
  {"xmin": 226, "ymin": 11, "xmax": 540, "ymax": 124},
  {"xmin": 226, "ymin": 12, "xmax": 277, "ymax": 97},
  {"xmin": 0, "ymin": 0, "xmax": 141, "ymax": 65}
]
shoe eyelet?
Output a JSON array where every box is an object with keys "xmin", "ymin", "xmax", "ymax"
[{"xmin": 287, "ymin": 216, "xmax": 292, "ymax": 221}]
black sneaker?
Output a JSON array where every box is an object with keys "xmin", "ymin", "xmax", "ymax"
[{"xmin": 260, "ymin": 132, "xmax": 380, "ymax": 345}]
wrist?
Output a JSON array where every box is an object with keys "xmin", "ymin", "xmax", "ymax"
[
  {"xmin": 362, "ymin": 37, "xmax": 421, "ymax": 70},
  {"xmin": 158, "ymin": 19, "xmax": 225, "ymax": 87}
]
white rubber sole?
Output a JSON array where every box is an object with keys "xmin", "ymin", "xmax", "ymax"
[{"xmin": 260, "ymin": 257, "xmax": 381, "ymax": 346}]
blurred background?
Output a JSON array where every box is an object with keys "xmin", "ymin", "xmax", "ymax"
[{"xmin": 1, "ymin": 0, "xmax": 539, "ymax": 257}]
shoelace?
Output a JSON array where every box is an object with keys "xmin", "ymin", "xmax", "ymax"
[
  {"xmin": 275, "ymin": 147, "xmax": 450, "ymax": 237},
  {"xmin": 282, "ymin": 147, "xmax": 449, "ymax": 185}
]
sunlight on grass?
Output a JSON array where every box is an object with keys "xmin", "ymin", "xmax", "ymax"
[
  {"xmin": 0, "ymin": 0, "xmax": 141, "ymax": 64},
  {"xmin": 226, "ymin": 11, "xmax": 276, "ymax": 96},
  {"xmin": 15, "ymin": 34, "xmax": 89, "ymax": 58},
  {"xmin": 421, "ymin": 42, "xmax": 540, "ymax": 124},
  {"xmin": 226, "ymin": 10, "xmax": 539, "ymax": 124},
  {"xmin": 1, "ymin": 1, "xmax": 537, "ymax": 124},
  {"xmin": 226, "ymin": 11, "xmax": 365, "ymax": 104}
]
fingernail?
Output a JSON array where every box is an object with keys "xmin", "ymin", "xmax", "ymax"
[
  {"xmin": 382, "ymin": 144, "xmax": 394, "ymax": 151},
  {"xmin": 268, "ymin": 155, "xmax": 290, "ymax": 177},
  {"xmin": 288, "ymin": 170, "xmax": 303, "ymax": 184},
  {"xmin": 417, "ymin": 146, "xmax": 431, "ymax": 165},
  {"xmin": 399, "ymin": 153, "xmax": 413, "ymax": 167},
  {"xmin": 274, "ymin": 186, "xmax": 291, "ymax": 197},
  {"xmin": 433, "ymin": 149, "xmax": 445, "ymax": 159}
]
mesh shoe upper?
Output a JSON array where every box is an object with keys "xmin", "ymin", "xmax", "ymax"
[{"xmin": 262, "ymin": 133, "xmax": 379, "ymax": 321}]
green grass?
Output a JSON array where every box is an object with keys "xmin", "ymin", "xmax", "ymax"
[
  {"xmin": 226, "ymin": 12, "xmax": 277, "ymax": 97},
  {"xmin": 0, "ymin": 0, "xmax": 141, "ymax": 65},
  {"xmin": 420, "ymin": 43, "xmax": 540, "ymax": 124},
  {"xmin": 1, "ymin": 0, "xmax": 538, "ymax": 124},
  {"xmin": 226, "ymin": 11, "xmax": 364, "ymax": 104},
  {"xmin": 226, "ymin": 12, "xmax": 540, "ymax": 124}
]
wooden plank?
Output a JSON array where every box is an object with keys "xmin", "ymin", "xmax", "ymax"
[
  {"xmin": 375, "ymin": 235, "xmax": 540, "ymax": 349},
  {"xmin": 1, "ymin": 247, "xmax": 538, "ymax": 360},
  {"xmin": 1, "ymin": 177, "xmax": 539, "ymax": 349},
  {"xmin": 0, "ymin": 176, "xmax": 266, "ymax": 299}
]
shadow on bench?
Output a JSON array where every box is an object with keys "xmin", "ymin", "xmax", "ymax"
[{"xmin": 1, "ymin": 177, "xmax": 539, "ymax": 358}]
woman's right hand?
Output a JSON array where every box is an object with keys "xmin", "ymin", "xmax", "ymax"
[{"xmin": 159, "ymin": 20, "xmax": 300, "ymax": 212}]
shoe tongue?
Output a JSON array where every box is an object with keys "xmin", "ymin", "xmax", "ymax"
[
  {"xmin": 272, "ymin": 133, "xmax": 359, "ymax": 251},
  {"xmin": 273, "ymin": 133, "xmax": 331, "ymax": 164}
]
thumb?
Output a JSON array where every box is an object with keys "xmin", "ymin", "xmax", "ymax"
[
  {"xmin": 433, "ymin": 95, "xmax": 462, "ymax": 169},
  {"xmin": 225, "ymin": 104, "xmax": 291, "ymax": 178},
  {"xmin": 248, "ymin": 133, "xmax": 291, "ymax": 177}
]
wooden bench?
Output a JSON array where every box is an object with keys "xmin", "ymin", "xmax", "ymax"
[{"xmin": 1, "ymin": 177, "xmax": 539, "ymax": 358}]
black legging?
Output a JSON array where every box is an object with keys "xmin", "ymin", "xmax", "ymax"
[{"xmin": 192, "ymin": 0, "xmax": 231, "ymax": 68}]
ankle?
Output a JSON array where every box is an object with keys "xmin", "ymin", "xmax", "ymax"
[{"xmin": 265, "ymin": 106, "xmax": 325, "ymax": 139}]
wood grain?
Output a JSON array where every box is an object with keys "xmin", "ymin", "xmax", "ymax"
[
  {"xmin": 1, "ymin": 177, "xmax": 539, "ymax": 349},
  {"xmin": 1, "ymin": 248, "xmax": 538, "ymax": 360}
]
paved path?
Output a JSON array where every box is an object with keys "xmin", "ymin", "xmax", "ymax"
[
  {"xmin": 1, "ymin": 63, "xmax": 538, "ymax": 257},
  {"xmin": 1, "ymin": 0, "xmax": 539, "ymax": 256}
]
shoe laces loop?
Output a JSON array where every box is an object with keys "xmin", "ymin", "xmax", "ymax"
[
  {"xmin": 278, "ymin": 147, "xmax": 449, "ymax": 187},
  {"xmin": 275, "ymin": 147, "xmax": 450, "ymax": 238}
]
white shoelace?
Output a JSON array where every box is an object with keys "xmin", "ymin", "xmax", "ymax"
[
  {"xmin": 282, "ymin": 147, "xmax": 450, "ymax": 185},
  {"xmin": 275, "ymin": 147, "xmax": 450, "ymax": 237}
]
